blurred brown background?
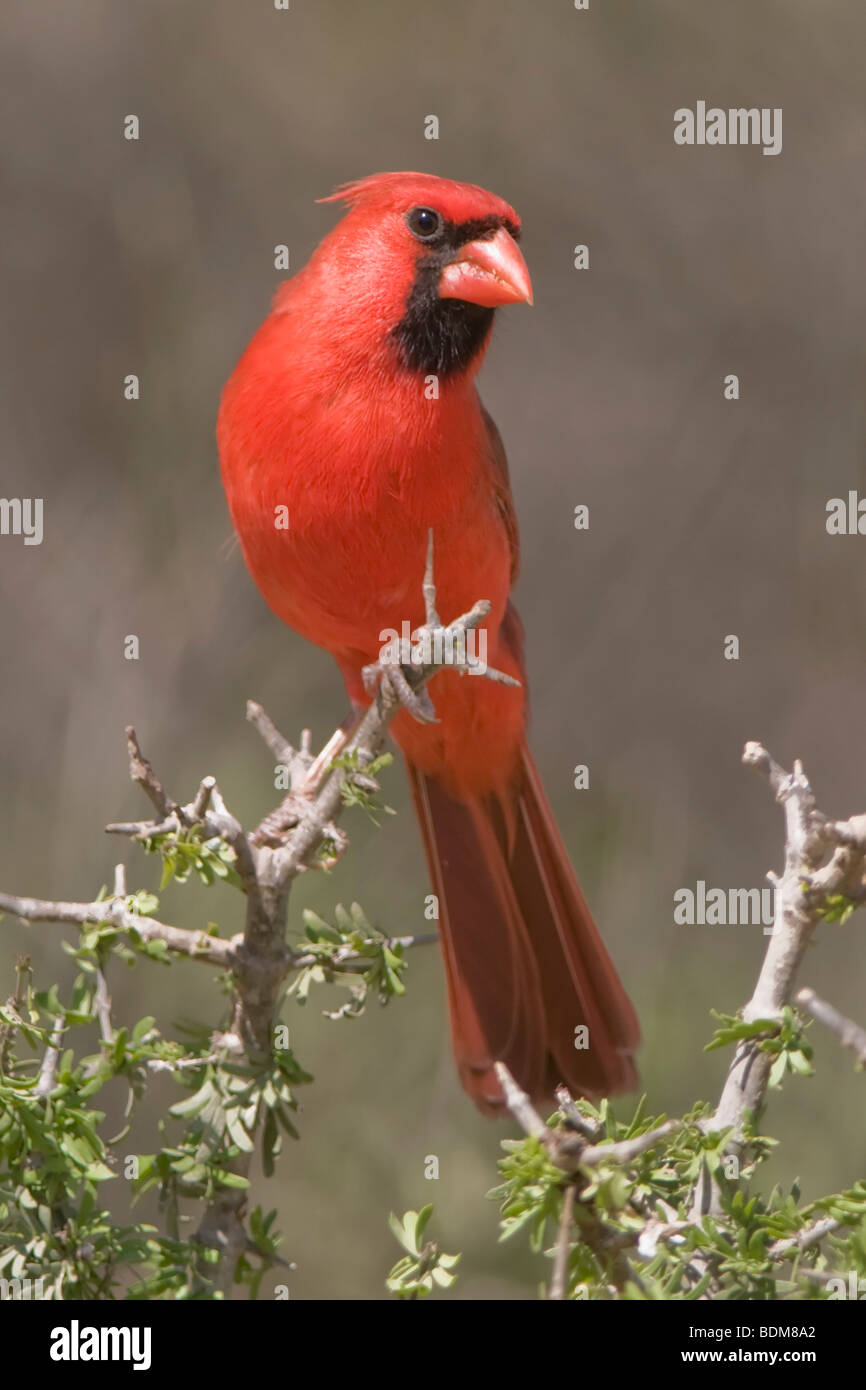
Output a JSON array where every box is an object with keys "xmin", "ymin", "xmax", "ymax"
[{"xmin": 2, "ymin": 0, "xmax": 866, "ymax": 1299}]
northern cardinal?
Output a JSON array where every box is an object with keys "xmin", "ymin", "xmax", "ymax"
[{"xmin": 217, "ymin": 172, "xmax": 639, "ymax": 1112}]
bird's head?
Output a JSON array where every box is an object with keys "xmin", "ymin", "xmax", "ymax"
[{"xmin": 307, "ymin": 171, "xmax": 532, "ymax": 379}]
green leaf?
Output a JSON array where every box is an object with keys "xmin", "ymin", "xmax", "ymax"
[{"xmin": 169, "ymin": 1079, "xmax": 216, "ymax": 1119}]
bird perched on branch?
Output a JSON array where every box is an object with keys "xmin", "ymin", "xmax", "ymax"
[{"xmin": 218, "ymin": 171, "xmax": 639, "ymax": 1112}]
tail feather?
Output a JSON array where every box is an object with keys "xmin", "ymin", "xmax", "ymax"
[
  {"xmin": 408, "ymin": 748, "xmax": 639, "ymax": 1114},
  {"xmin": 410, "ymin": 771, "xmax": 547, "ymax": 1109},
  {"xmin": 513, "ymin": 747, "xmax": 640, "ymax": 1092}
]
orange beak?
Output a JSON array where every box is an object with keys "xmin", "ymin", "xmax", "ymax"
[{"xmin": 438, "ymin": 227, "xmax": 533, "ymax": 308}]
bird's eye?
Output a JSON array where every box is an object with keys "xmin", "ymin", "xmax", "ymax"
[{"xmin": 406, "ymin": 207, "xmax": 444, "ymax": 241}]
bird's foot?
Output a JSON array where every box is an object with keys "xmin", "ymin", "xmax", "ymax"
[{"xmin": 361, "ymin": 656, "xmax": 438, "ymax": 724}]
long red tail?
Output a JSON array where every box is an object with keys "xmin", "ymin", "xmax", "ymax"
[{"xmin": 408, "ymin": 748, "xmax": 640, "ymax": 1114}]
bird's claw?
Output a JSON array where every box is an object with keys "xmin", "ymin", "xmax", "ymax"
[{"xmin": 361, "ymin": 658, "xmax": 438, "ymax": 724}]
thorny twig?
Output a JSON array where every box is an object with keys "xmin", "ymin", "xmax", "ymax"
[
  {"xmin": 691, "ymin": 743, "xmax": 866, "ymax": 1222},
  {"xmin": 796, "ymin": 987, "xmax": 866, "ymax": 1068},
  {"xmin": 498, "ymin": 742, "xmax": 866, "ymax": 1298},
  {"xmin": 0, "ymin": 536, "xmax": 509, "ymax": 1293}
]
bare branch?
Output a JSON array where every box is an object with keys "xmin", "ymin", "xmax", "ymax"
[
  {"xmin": 796, "ymin": 987, "xmax": 866, "ymax": 1068},
  {"xmin": 0, "ymin": 891, "xmax": 237, "ymax": 968},
  {"xmin": 191, "ymin": 777, "xmax": 215, "ymax": 821},
  {"xmin": 580, "ymin": 1121, "xmax": 681, "ymax": 1167},
  {"xmin": 125, "ymin": 726, "xmax": 174, "ymax": 818},
  {"xmin": 494, "ymin": 1061, "xmax": 548, "ymax": 1140},
  {"xmin": 496, "ymin": 1063, "xmax": 677, "ymax": 1172},
  {"xmin": 245, "ymin": 700, "xmax": 295, "ymax": 766},
  {"xmin": 106, "ymin": 749, "xmax": 259, "ymax": 895},
  {"xmin": 768, "ymin": 1216, "xmax": 841, "ymax": 1261},
  {"xmin": 0, "ymin": 954, "xmax": 32, "ymax": 1073},
  {"xmin": 555, "ymin": 1085, "xmax": 602, "ymax": 1140},
  {"xmin": 94, "ymin": 877, "xmax": 120, "ymax": 1045},
  {"xmin": 692, "ymin": 743, "xmax": 866, "ymax": 1220},
  {"xmin": 550, "ymin": 1184, "xmax": 576, "ymax": 1301},
  {"xmin": 203, "ymin": 782, "xmax": 258, "ymax": 889},
  {"xmin": 35, "ymin": 1016, "xmax": 65, "ymax": 1098}
]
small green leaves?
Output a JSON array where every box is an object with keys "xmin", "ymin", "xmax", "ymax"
[
  {"xmin": 491, "ymin": 1136, "xmax": 565, "ymax": 1252},
  {"xmin": 704, "ymin": 1009, "xmax": 814, "ymax": 1089},
  {"xmin": 0, "ymin": 950, "xmax": 306, "ymax": 1299},
  {"xmin": 704, "ymin": 1010, "xmax": 778, "ymax": 1052},
  {"xmin": 235, "ymin": 1206, "xmax": 286, "ymax": 1300},
  {"xmin": 155, "ymin": 1041, "xmax": 311, "ymax": 1200},
  {"xmin": 385, "ymin": 1206, "xmax": 460, "ymax": 1299},
  {"xmin": 760, "ymin": 1008, "xmax": 814, "ymax": 1089},
  {"xmin": 126, "ymin": 890, "xmax": 160, "ymax": 917},
  {"xmin": 816, "ymin": 893, "xmax": 857, "ymax": 925},
  {"xmin": 487, "ymin": 1079, "xmax": 866, "ymax": 1300},
  {"xmin": 124, "ymin": 928, "xmax": 171, "ymax": 965},
  {"xmin": 332, "ymin": 749, "xmax": 395, "ymax": 823},
  {"xmin": 290, "ymin": 902, "xmax": 408, "ymax": 1017},
  {"xmin": 140, "ymin": 826, "xmax": 242, "ymax": 891}
]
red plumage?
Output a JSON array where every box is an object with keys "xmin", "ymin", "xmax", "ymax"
[{"xmin": 217, "ymin": 172, "xmax": 639, "ymax": 1112}]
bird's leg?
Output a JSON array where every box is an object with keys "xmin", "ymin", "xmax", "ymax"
[{"xmin": 358, "ymin": 527, "xmax": 440, "ymax": 725}]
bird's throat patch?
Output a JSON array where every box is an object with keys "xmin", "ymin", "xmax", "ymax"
[{"xmin": 391, "ymin": 215, "xmax": 517, "ymax": 377}]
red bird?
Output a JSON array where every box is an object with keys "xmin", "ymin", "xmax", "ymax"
[{"xmin": 218, "ymin": 172, "xmax": 639, "ymax": 1112}]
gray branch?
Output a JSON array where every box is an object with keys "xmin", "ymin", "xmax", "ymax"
[
  {"xmin": 796, "ymin": 987, "xmax": 866, "ymax": 1068},
  {"xmin": 691, "ymin": 743, "xmax": 866, "ymax": 1220},
  {"xmin": 35, "ymin": 1016, "xmax": 65, "ymax": 1099},
  {"xmin": 549, "ymin": 1184, "xmax": 576, "ymax": 1301},
  {"xmin": 0, "ymin": 954, "xmax": 31, "ymax": 1074},
  {"xmin": 768, "ymin": 1216, "xmax": 841, "ymax": 1261},
  {"xmin": 290, "ymin": 932, "xmax": 437, "ymax": 971},
  {"xmin": 0, "ymin": 891, "xmax": 238, "ymax": 968},
  {"xmin": 0, "ymin": 538, "xmax": 499, "ymax": 1296},
  {"xmin": 496, "ymin": 1063, "xmax": 678, "ymax": 1171}
]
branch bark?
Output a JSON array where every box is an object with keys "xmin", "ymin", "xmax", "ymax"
[
  {"xmin": 0, "ymin": 539, "xmax": 503, "ymax": 1295},
  {"xmin": 796, "ymin": 987, "xmax": 866, "ymax": 1068},
  {"xmin": 691, "ymin": 742, "xmax": 866, "ymax": 1219},
  {"xmin": 0, "ymin": 891, "xmax": 239, "ymax": 968}
]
